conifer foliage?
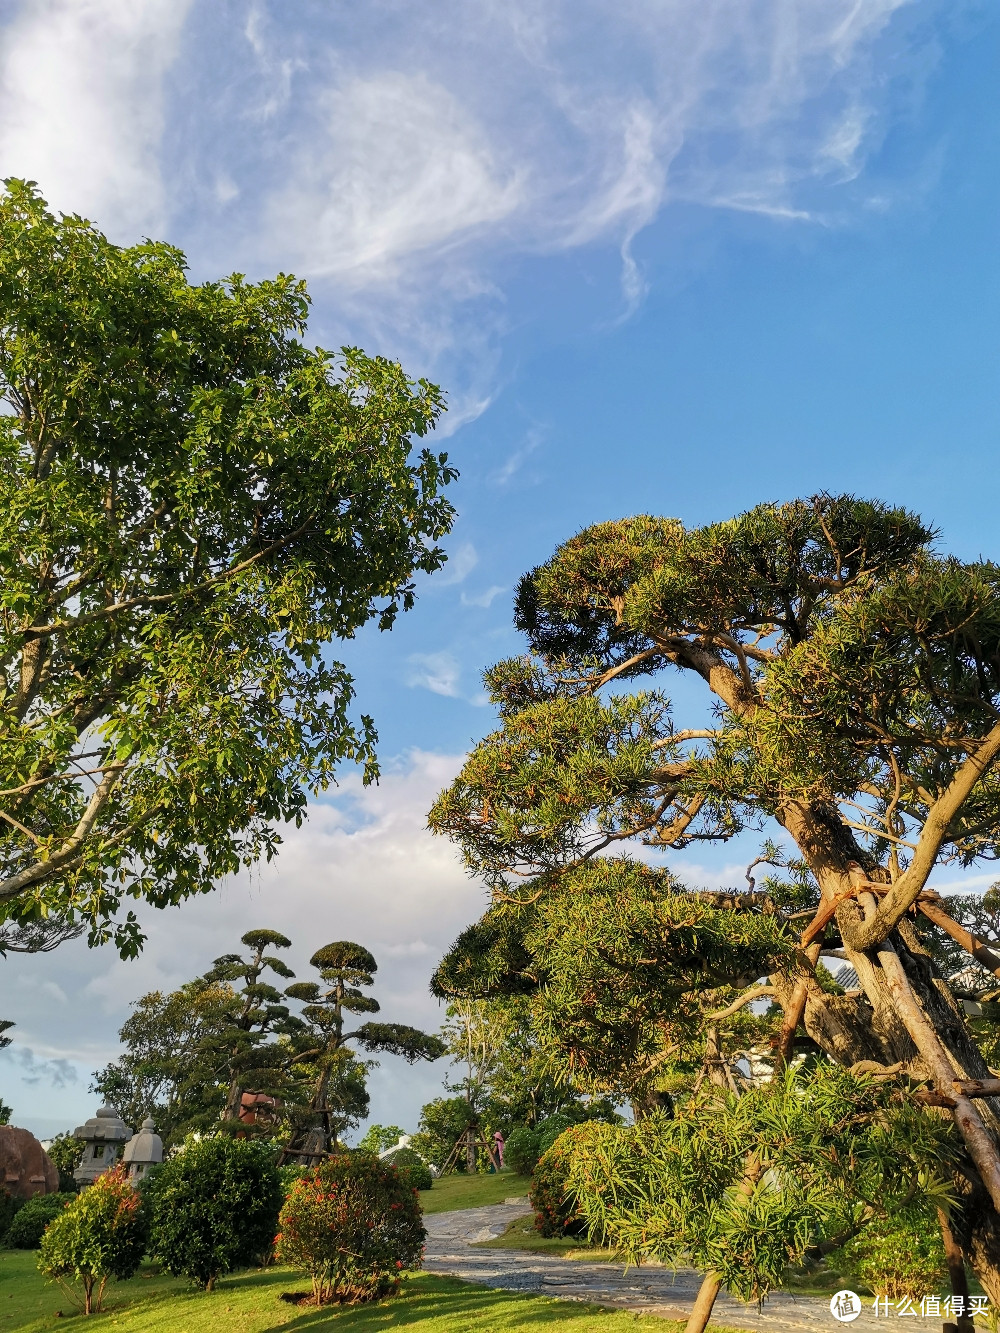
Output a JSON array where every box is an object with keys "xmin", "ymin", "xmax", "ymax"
[{"xmin": 430, "ymin": 495, "xmax": 1000, "ymax": 1311}]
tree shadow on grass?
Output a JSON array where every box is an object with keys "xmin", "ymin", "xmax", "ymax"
[{"xmin": 253, "ymin": 1272, "xmax": 668, "ymax": 1331}]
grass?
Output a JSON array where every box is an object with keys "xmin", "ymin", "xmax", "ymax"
[
  {"xmin": 0, "ymin": 1250, "xmax": 742, "ymax": 1332},
  {"xmin": 472, "ymin": 1215, "xmax": 617, "ymax": 1260},
  {"xmin": 418, "ymin": 1169, "xmax": 532, "ymax": 1215}
]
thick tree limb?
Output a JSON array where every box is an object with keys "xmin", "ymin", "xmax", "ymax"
[
  {"xmin": 846, "ymin": 721, "xmax": 1000, "ymax": 950},
  {"xmin": 917, "ymin": 901, "xmax": 1000, "ymax": 982},
  {"xmin": 0, "ymin": 763, "xmax": 126, "ymax": 901},
  {"xmin": 876, "ymin": 938, "xmax": 1000, "ymax": 1212}
]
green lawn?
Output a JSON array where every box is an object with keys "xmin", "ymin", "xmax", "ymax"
[
  {"xmin": 0, "ymin": 1250, "xmax": 732, "ymax": 1332},
  {"xmin": 418, "ymin": 1169, "xmax": 532, "ymax": 1214},
  {"xmin": 472, "ymin": 1214, "xmax": 616, "ymax": 1259}
]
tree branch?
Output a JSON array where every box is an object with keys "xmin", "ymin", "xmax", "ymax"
[
  {"xmin": 845, "ymin": 721, "xmax": 1000, "ymax": 950},
  {"xmin": 706, "ymin": 985, "xmax": 776, "ymax": 1019}
]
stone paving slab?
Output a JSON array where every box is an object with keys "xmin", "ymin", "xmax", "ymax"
[{"xmin": 422, "ymin": 1204, "xmax": 967, "ymax": 1333}]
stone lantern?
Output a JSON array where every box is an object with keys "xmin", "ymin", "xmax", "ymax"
[
  {"xmin": 121, "ymin": 1116, "xmax": 163, "ymax": 1183},
  {"xmin": 72, "ymin": 1105, "xmax": 132, "ymax": 1187}
]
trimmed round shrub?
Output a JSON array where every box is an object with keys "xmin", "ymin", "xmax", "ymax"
[
  {"xmin": 384, "ymin": 1147, "xmax": 432, "ymax": 1191},
  {"xmin": 530, "ymin": 1126, "xmax": 595, "ymax": 1238},
  {"xmin": 535, "ymin": 1114, "xmax": 574, "ymax": 1157},
  {"xmin": 504, "ymin": 1126, "xmax": 540, "ymax": 1176},
  {"xmin": 276, "ymin": 1152, "xmax": 425, "ymax": 1305},
  {"xmin": 5, "ymin": 1192, "xmax": 76, "ymax": 1249},
  {"xmin": 144, "ymin": 1136, "xmax": 283, "ymax": 1289},
  {"xmin": 37, "ymin": 1166, "xmax": 146, "ymax": 1314}
]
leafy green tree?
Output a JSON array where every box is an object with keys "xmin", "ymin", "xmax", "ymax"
[
  {"xmin": 357, "ymin": 1124, "xmax": 406, "ymax": 1154},
  {"xmin": 92, "ymin": 979, "xmax": 237, "ymax": 1143},
  {"xmin": 37, "ymin": 1166, "xmax": 146, "ymax": 1314},
  {"xmin": 46, "ymin": 1134, "xmax": 84, "ymax": 1192},
  {"xmin": 410, "ymin": 1096, "xmax": 476, "ymax": 1171},
  {"xmin": 144, "ymin": 1136, "xmax": 282, "ymax": 1289},
  {"xmin": 0, "ymin": 181, "xmax": 455, "ymax": 953},
  {"xmin": 281, "ymin": 942, "xmax": 445, "ymax": 1162},
  {"xmin": 429, "ymin": 496, "xmax": 1000, "ymax": 1311}
]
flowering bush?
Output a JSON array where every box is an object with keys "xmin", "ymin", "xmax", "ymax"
[
  {"xmin": 530, "ymin": 1125, "xmax": 601, "ymax": 1238},
  {"xmin": 276, "ymin": 1152, "xmax": 424, "ymax": 1304},
  {"xmin": 37, "ymin": 1167, "xmax": 146, "ymax": 1314},
  {"xmin": 144, "ymin": 1136, "xmax": 283, "ymax": 1289}
]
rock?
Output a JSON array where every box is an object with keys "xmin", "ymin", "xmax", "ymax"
[{"xmin": 0, "ymin": 1126, "xmax": 59, "ymax": 1198}]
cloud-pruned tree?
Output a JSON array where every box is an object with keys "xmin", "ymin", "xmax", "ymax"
[{"xmin": 430, "ymin": 495, "xmax": 1000, "ymax": 1307}]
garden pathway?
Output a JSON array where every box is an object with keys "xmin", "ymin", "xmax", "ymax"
[{"xmin": 422, "ymin": 1203, "xmax": 947, "ymax": 1333}]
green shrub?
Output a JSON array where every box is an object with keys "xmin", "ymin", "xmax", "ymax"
[
  {"xmin": 840, "ymin": 1206, "xmax": 947, "ymax": 1301},
  {"xmin": 278, "ymin": 1164, "xmax": 310, "ymax": 1198},
  {"xmin": 384, "ymin": 1147, "xmax": 432, "ymax": 1191},
  {"xmin": 37, "ymin": 1166, "xmax": 146, "ymax": 1314},
  {"xmin": 530, "ymin": 1126, "xmax": 596, "ymax": 1239},
  {"xmin": 276, "ymin": 1152, "xmax": 425, "ymax": 1304},
  {"xmin": 357, "ymin": 1124, "xmax": 406, "ymax": 1155},
  {"xmin": 504, "ymin": 1126, "xmax": 540, "ymax": 1175},
  {"xmin": 5, "ymin": 1193, "xmax": 76, "ymax": 1249},
  {"xmin": 0, "ymin": 1188, "xmax": 23, "ymax": 1242},
  {"xmin": 144, "ymin": 1136, "xmax": 282, "ymax": 1289},
  {"xmin": 536, "ymin": 1114, "xmax": 574, "ymax": 1156}
]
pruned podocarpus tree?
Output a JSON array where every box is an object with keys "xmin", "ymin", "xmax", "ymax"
[
  {"xmin": 429, "ymin": 495, "xmax": 1000, "ymax": 1310},
  {"xmin": 201, "ymin": 928, "xmax": 301, "ymax": 1128},
  {"xmin": 0, "ymin": 181, "xmax": 455, "ymax": 954},
  {"xmin": 281, "ymin": 942, "xmax": 446, "ymax": 1163}
]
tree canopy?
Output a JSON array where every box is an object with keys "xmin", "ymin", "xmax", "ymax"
[
  {"xmin": 430, "ymin": 494, "xmax": 1000, "ymax": 1310},
  {"xmin": 0, "ymin": 181, "xmax": 456, "ymax": 953}
]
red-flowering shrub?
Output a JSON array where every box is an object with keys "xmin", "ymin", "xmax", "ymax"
[
  {"xmin": 530, "ymin": 1125, "xmax": 602, "ymax": 1238},
  {"xmin": 37, "ymin": 1166, "xmax": 146, "ymax": 1314},
  {"xmin": 275, "ymin": 1153, "xmax": 424, "ymax": 1305}
]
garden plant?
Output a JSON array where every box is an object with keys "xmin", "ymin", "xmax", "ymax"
[
  {"xmin": 143, "ymin": 1136, "xmax": 282, "ymax": 1289},
  {"xmin": 275, "ymin": 1151, "xmax": 425, "ymax": 1304},
  {"xmin": 430, "ymin": 495, "xmax": 1000, "ymax": 1327},
  {"xmin": 37, "ymin": 1166, "xmax": 146, "ymax": 1314}
]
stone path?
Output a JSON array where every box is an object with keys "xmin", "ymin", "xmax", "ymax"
[{"xmin": 422, "ymin": 1204, "xmax": 958, "ymax": 1332}]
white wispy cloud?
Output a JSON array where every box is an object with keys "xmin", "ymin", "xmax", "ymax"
[
  {"xmin": 0, "ymin": 0, "xmax": 938, "ymax": 398},
  {"xmin": 0, "ymin": 0, "xmax": 192, "ymax": 237},
  {"xmin": 434, "ymin": 541, "xmax": 479, "ymax": 587},
  {"xmin": 406, "ymin": 651, "xmax": 462, "ymax": 698},
  {"xmin": 269, "ymin": 71, "xmax": 522, "ymax": 287},
  {"xmin": 491, "ymin": 426, "xmax": 546, "ymax": 488},
  {"xmin": 461, "ymin": 585, "xmax": 506, "ymax": 609}
]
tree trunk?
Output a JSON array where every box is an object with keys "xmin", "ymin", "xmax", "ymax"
[
  {"xmin": 684, "ymin": 1272, "xmax": 722, "ymax": 1333},
  {"xmin": 938, "ymin": 1209, "xmax": 975, "ymax": 1333},
  {"xmin": 779, "ymin": 799, "xmax": 1000, "ymax": 1300}
]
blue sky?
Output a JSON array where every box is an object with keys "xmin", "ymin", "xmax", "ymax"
[{"xmin": 1, "ymin": 0, "xmax": 998, "ymax": 1139}]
